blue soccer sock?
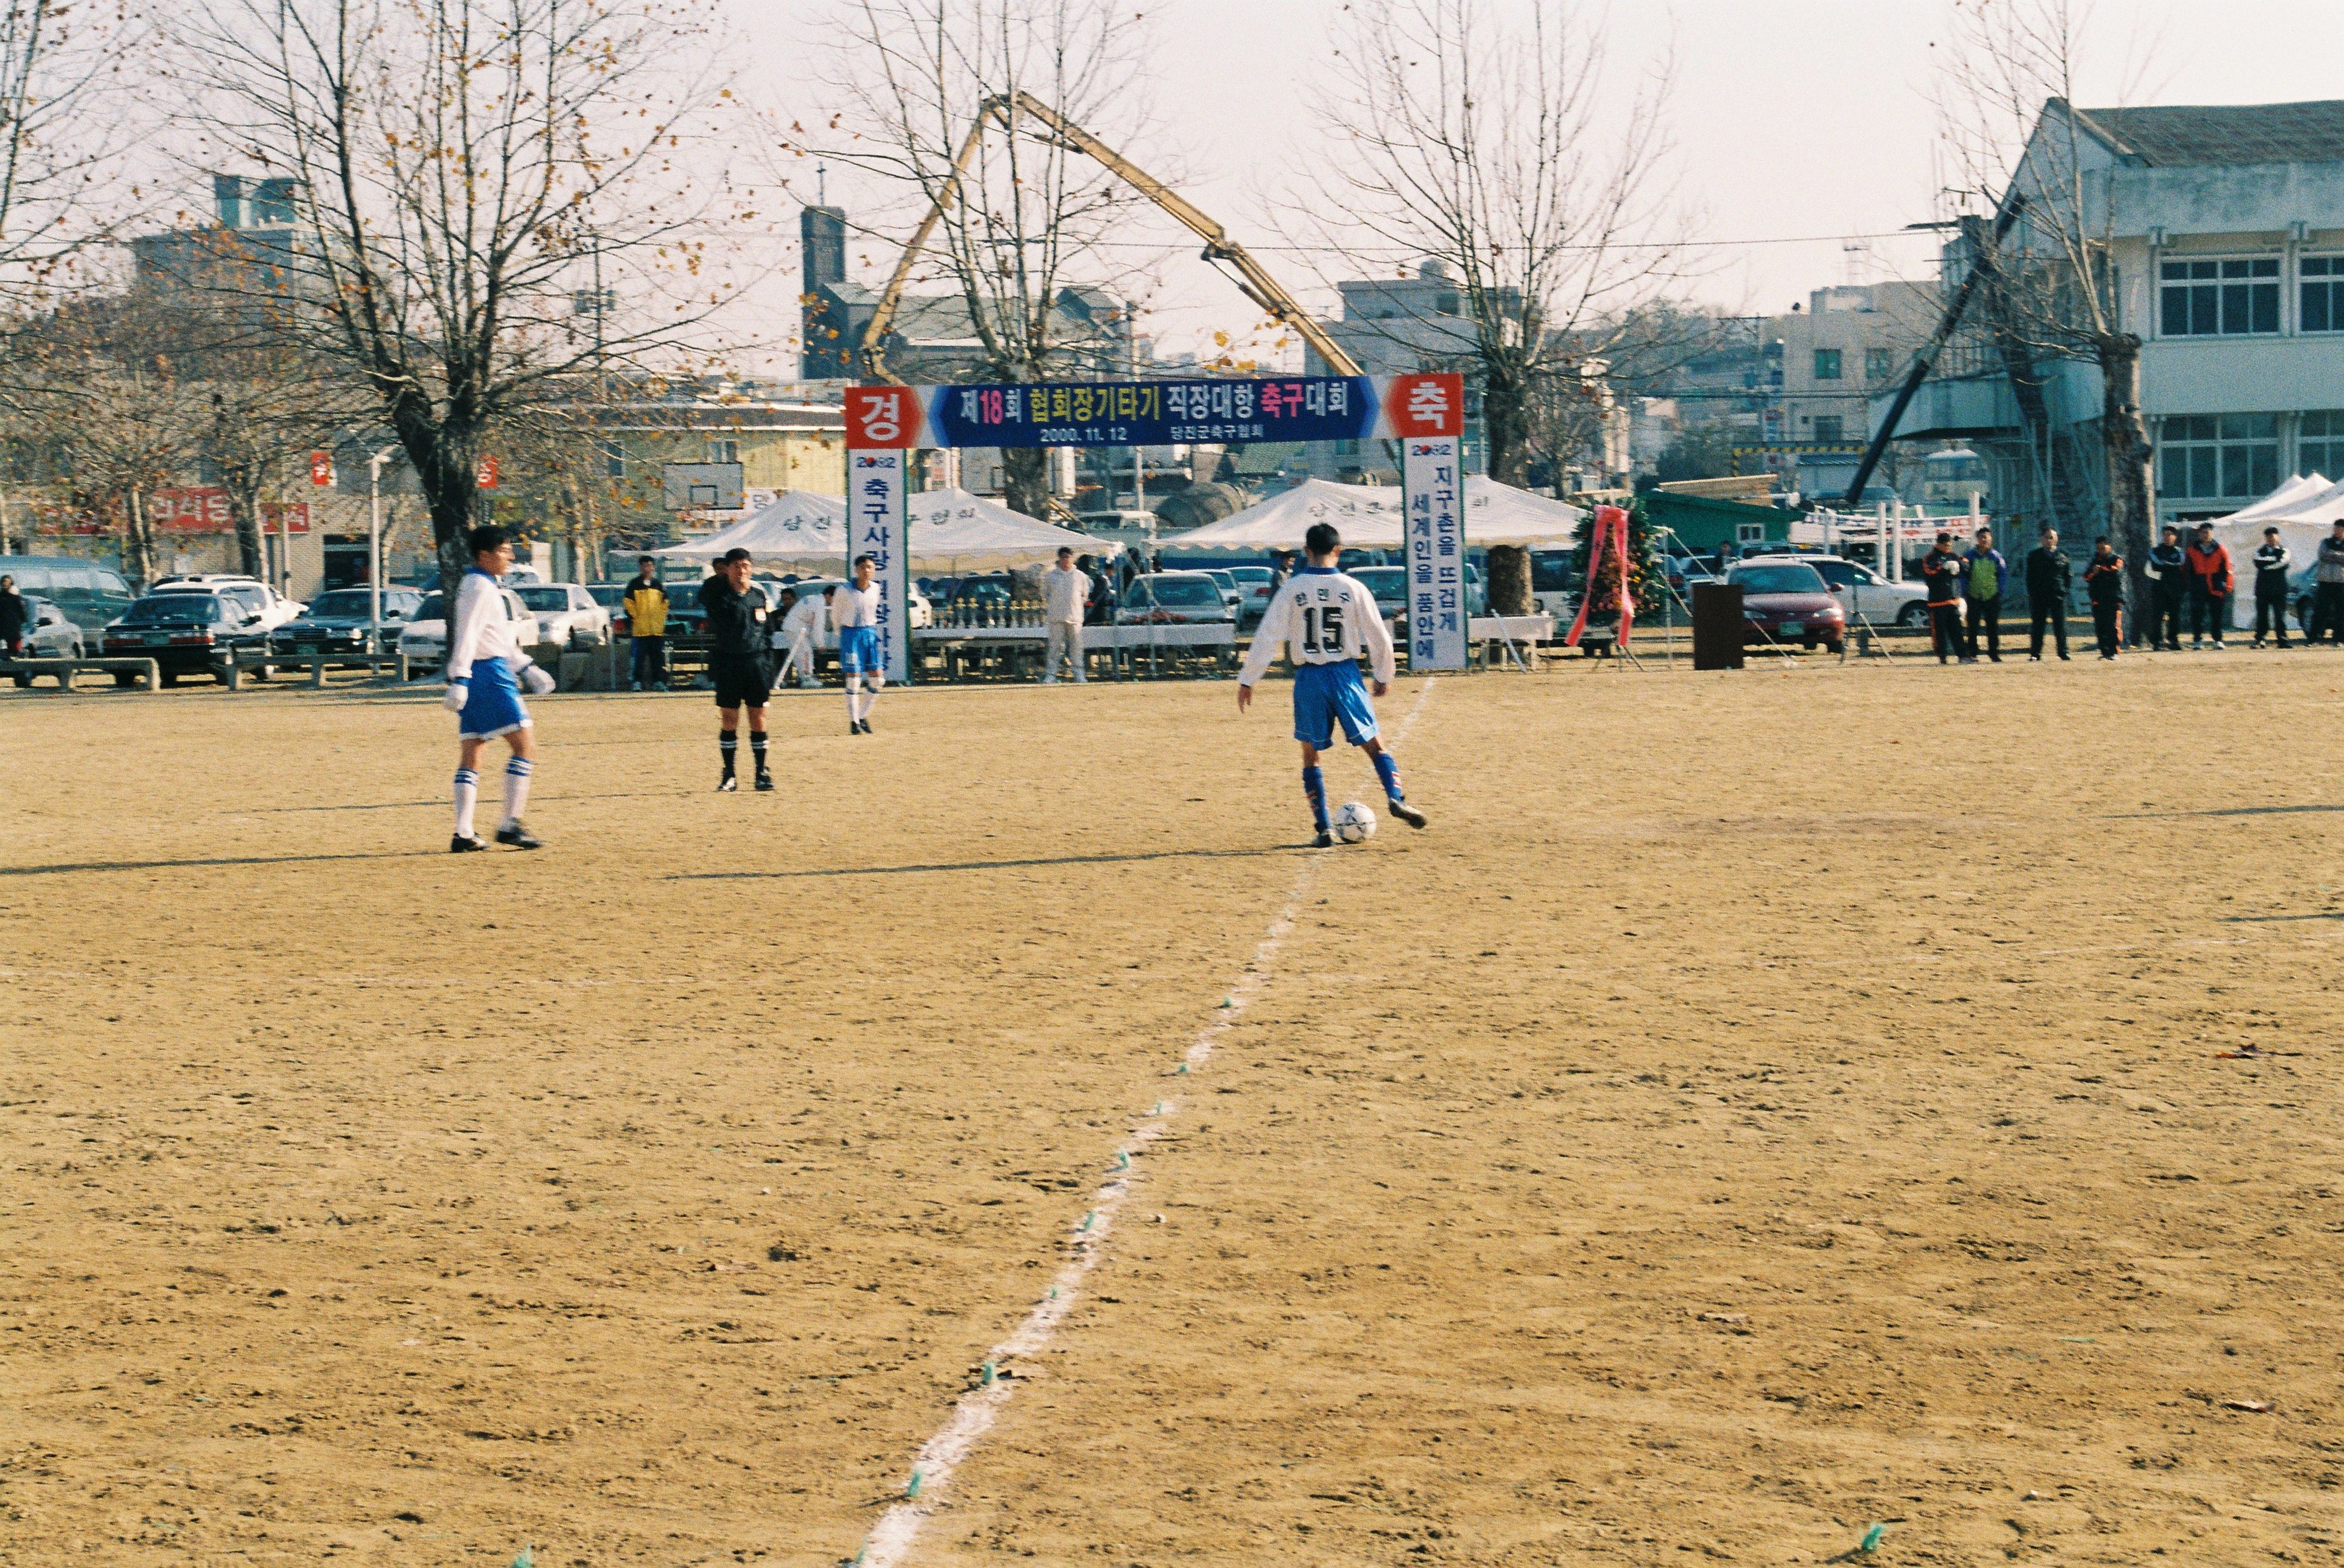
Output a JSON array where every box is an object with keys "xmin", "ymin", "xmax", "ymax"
[
  {"xmin": 1372, "ymin": 750, "xmax": 1405, "ymax": 801},
  {"xmin": 1302, "ymin": 765, "xmax": 1330, "ymax": 833}
]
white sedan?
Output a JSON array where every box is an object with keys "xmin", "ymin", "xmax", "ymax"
[
  {"xmin": 513, "ymin": 582, "xmax": 612, "ymax": 648},
  {"xmin": 397, "ymin": 584, "xmax": 535, "ymax": 670}
]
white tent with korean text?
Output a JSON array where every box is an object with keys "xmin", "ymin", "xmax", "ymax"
[{"xmin": 1168, "ymin": 476, "xmax": 1584, "ymax": 551}]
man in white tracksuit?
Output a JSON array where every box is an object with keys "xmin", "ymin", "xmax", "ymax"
[
  {"xmin": 1040, "ymin": 545, "xmax": 1088, "ymax": 684},
  {"xmin": 774, "ymin": 584, "xmax": 823, "ymax": 688},
  {"xmin": 443, "ymin": 524, "xmax": 555, "ymax": 852}
]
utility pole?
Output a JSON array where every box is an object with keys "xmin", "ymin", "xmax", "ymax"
[{"xmin": 368, "ymin": 446, "xmax": 400, "ymax": 652}]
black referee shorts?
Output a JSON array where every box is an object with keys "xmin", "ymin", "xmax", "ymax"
[{"xmin": 712, "ymin": 658, "xmax": 773, "ymax": 710}]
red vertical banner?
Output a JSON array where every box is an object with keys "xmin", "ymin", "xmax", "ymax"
[
  {"xmin": 476, "ymin": 454, "xmax": 500, "ymax": 489},
  {"xmin": 1564, "ymin": 505, "xmax": 1634, "ymax": 650},
  {"xmin": 310, "ymin": 451, "xmax": 334, "ymax": 487}
]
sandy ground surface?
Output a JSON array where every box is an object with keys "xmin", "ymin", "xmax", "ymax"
[{"xmin": 3, "ymin": 652, "xmax": 2341, "ymax": 1568}]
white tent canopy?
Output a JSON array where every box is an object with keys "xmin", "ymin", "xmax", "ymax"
[
  {"xmin": 1168, "ymin": 476, "xmax": 1585, "ymax": 552},
  {"xmin": 648, "ymin": 490, "xmax": 847, "ymax": 569},
  {"xmin": 650, "ymin": 486, "xmax": 1113, "ymax": 574},
  {"xmin": 2203, "ymin": 474, "xmax": 2343, "ymax": 630}
]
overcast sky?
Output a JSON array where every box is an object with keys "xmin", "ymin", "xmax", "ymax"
[{"xmin": 735, "ymin": 0, "xmax": 2344, "ymax": 373}]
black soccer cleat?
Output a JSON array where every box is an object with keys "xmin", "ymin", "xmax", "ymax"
[
  {"xmin": 717, "ymin": 773, "xmax": 737, "ymax": 792},
  {"xmin": 1388, "ymin": 799, "xmax": 1428, "ymax": 829},
  {"xmin": 754, "ymin": 769, "xmax": 774, "ymax": 792},
  {"xmin": 495, "ymin": 822, "xmax": 542, "ymax": 850},
  {"xmin": 857, "ymin": 718, "xmax": 873, "ymax": 734},
  {"xmin": 1312, "ymin": 829, "xmax": 1336, "ymax": 849},
  {"xmin": 451, "ymin": 833, "xmax": 490, "ymax": 854}
]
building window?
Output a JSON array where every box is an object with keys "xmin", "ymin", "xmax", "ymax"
[
  {"xmin": 2157, "ymin": 413, "xmax": 2278, "ymax": 500},
  {"xmin": 1736, "ymin": 521, "xmax": 1767, "ymax": 544},
  {"xmin": 2302, "ymin": 257, "xmax": 2344, "ymax": 333},
  {"xmin": 2300, "ymin": 410, "xmax": 2344, "ymax": 475},
  {"xmin": 703, "ymin": 438, "xmax": 739, "ymax": 464},
  {"xmin": 2159, "ymin": 257, "xmax": 2279, "ymax": 337},
  {"xmin": 1864, "ymin": 347, "xmax": 1893, "ymax": 381},
  {"xmin": 601, "ymin": 439, "xmax": 626, "ymax": 479},
  {"xmin": 1811, "ymin": 416, "xmax": 1845, "ymax": 442},
  {"xmin": 1813, "ymin": 349, "xmax": 1842, "ymax": 380}
]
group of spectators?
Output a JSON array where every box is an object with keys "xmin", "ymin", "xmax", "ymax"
[{"xmin": 1918, "ymin": 518, "xmax": 2344, "ymax": 663}]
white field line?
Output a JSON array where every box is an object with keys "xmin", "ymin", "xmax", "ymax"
[{"xmin": 851, "ymin": 676, "xmax": 1441, "ymax": 1568}]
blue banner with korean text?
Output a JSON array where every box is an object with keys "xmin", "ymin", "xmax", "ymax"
[{"xmin": 918, "ymin": 376, "xmax": 1378, "ymax": 449}]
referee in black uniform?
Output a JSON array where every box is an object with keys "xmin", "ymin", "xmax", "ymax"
[{"xmin": 699, "ymin": 547, "xmax": 774, "ymax": 792}]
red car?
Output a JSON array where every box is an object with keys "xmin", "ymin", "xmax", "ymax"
[{"xmin": 1727, "ymin": 559, "xmax": 1846, "ymax": 653}]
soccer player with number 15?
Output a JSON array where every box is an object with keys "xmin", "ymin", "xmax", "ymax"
[{"xmin": 1236, "ymin": 522, "xmax": 1429, "ymax": 847}]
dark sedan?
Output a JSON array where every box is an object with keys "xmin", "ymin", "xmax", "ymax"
[
  {"xmin": 1726, "ymin": 561, "xmax": 1846, "ymax": 653},
  {"xmin": 101, "ymin": 593, "xmax": 277, "ymax": 685},
  {"xmin": 269, "ymin": 587, "xmax": 425, "ymax": 660}
]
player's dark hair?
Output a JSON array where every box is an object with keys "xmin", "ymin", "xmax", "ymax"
[
  {"xmin": 1304, "ymin": 522, "xmax": 1341, "ymax": 557},
  {"xmin": 721, "ymin": 547, "xmax": 752, "ymax": 566},
  {"xmin": 853, "ymin": 553, "xmax": 874, "ymax": 569},
  {"xmin": 2266, "ymin": 526, "xmax": 2281, "ymax": 536},
  {"xmin": 467, "ymin": 524, "xmax": 508, "ymax": 557},
  {"xmin": 1935, "ymin": 531, "xmax": 1952, "ymax": 544},
  {"xmin": 2096, "ymin": 535, "xmax": 2112, "ymax": 546}
]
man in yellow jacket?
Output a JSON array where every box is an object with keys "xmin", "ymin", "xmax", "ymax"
[{"xmin": 622, "ymin": 557, "xmax": 669, "ymax": 691}]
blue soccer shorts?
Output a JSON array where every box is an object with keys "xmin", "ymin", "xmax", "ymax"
[
  {"xmin": 839, "ymin": 625, "xmax": 883, "ymax": 674},
  {"xmin": 1291, "ymin": 659, "xmax": 1378, "ymax": 749},
  {"xmin": 457, "ymin": 661, "xmax": 530, "ymax": 740}
]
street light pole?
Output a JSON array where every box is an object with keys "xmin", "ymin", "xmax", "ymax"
[{"xmin": 368, "ymin": 446, "xmax": 400, "ymax": 651}]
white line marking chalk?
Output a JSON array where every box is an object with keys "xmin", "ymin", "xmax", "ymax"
[{"xmin": 850, "ymin": 677, "xmax": 1440, "ymax": 1567}]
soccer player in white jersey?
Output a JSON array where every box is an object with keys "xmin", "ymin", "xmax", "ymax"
[
  {"xmin": 442, "ymin": 525, "xmax": 556, "ymax": 851},
  {"xmin": 834, "ymin": 552, "xmax": 885, "ymax": 735},
  {"xmin": 1237, "ymin": 521, "xmax": 1429, "ymax": 847}
]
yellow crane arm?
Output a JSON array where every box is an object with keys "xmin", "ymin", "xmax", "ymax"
[{"xmin": 859, "ymin": 91, "xmax": 1360, "ymax": 383}]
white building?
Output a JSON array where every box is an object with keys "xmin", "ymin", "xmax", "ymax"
[{"xmin": 1879, "ymin": 99, "xmax": 2344, "ymax": 529}]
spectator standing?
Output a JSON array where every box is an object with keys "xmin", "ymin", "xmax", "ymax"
[
  {"xmin": 1962, "ymin": 525, "xmax": 2008, "ymax": 661},
  {"xmin": 1267, "ymin": 549, "xmax": 1296, "ymax": 599},
  {"xmin": 2311, "ymin": 519, "xmax": 2344, "ymax": 644},
  {"xmin": 777, "ymin": 583, "xmax": 823, "ymax": 687},
  {"xmin": 2023, "ymin": 527, "xmax": 2071, "ymax": 661},
  {"xmin": 1041, "ymin": 545, "xmax": 1089, "ymax": 685},
  {"xmin": 621, "ymin": 556, "xmax": 669, "ymax": 691},
  {"xmin": 0, "ymin": 574, "xmax": 25, "ymax": 658},
  {"xmin": 2251, "ymin": 527, "xmax": 2294, "ymax": 648},
  {"xmin": 1081, "ymin": 555, "xmax": 1114, "ymax": 625},
  {"xmin": 1921, "ymin": 531, "xmax": 1969, "ymax": 664},
  {"xmin": 2185, "ymin": 522, "xmax": 2233, "ymax": 649},
  {"xmin": 2145, "ymin": 525, "xmax": 2187, "ymax": 649},
  {"xmin": 2085, "ymin": 537, "xmax": 2126, "ymax": 659}
]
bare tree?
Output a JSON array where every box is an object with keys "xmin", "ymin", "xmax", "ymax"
[
  {"xmin": 1933, "ymin": 0, "xmax": 2158, "ymax": 630},
  {"xmin": 805, "ymin": 0, "xmax": 1155, "ymax": 517},
  {"xmin": 0, "ymin": 0, "xmax": 137, "ymax": 308},
  {"xmin": 1296, "ymin": 0, "xmax": 1686, "ymax": 489},
  {"xmin": 165, "ymin": 0, "xmax": 750, "ymax": 586}
]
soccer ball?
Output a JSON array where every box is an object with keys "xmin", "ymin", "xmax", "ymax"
[{"xmin": 1332, "ymin": 801, "xmax": 1377, "ymax": 844}]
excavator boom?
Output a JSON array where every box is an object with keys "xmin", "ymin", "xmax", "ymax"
[{"xmin": 859, "ymin": 91, "xmax": 1359, "ymax": 383}]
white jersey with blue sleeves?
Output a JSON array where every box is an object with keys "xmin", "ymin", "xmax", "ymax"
[
  {"xmin": 445, "ymin": 570, "xmax": 533, "ymax": 683},
  {"xmin": 1239, "ymin": 567, "xmax": 1396, "ymax": 686}
]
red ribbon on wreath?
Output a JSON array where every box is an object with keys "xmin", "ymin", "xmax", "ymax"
[{"xmin": 1564, "ymin": 504, "xmax": 1634, "ymax": 650}]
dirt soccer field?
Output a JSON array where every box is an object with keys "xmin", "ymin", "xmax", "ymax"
[{"xmin": 3, "ymin": 654, "xmax": 2341, "ymax": 1567}]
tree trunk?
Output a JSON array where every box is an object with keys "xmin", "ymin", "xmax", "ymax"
[
  {"xmin": 2097, "ymin": 334, "xmax": 2157, "ymax": 643},
  {"xmin": 1002, "ymin": 446, "xmax": 1052, "ymax": 520},
  {"xmin": 122, "ymin": 491, "xmax": 157, "ymax": 587},
  {"xmin": 1482, "ymin": 362, "xmax": 1534, "ymax": 486},
  {"xmin": 222, "ymin": 475, "xmax": 268, "ymax": 579},
  {"xmin": 1486, "ymin": 544, "xmax": 1533, "ymax": 615}
]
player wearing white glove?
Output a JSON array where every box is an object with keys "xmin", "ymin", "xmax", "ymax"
[
  {"xmin": 441, "ymin": 525, "xmax": 548, "ymax": 852},
  {"xmin": 1236, "ymin": 520, "xmax": 1428, "ymax": 847}
]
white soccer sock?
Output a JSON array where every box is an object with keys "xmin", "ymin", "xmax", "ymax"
[
  {"xmin": 844, "ymin": 674, "xmax": 861, "ymax": 721},
  {"xmin": 452, "ymin": 768, "xmax": 479, "ymax": 838},
  {"xmin": 501, "ymin": 756, "xmax": 533, "ymax": 828}
]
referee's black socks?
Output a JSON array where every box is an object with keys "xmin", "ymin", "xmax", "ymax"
[
  {"xmin": 719, "ymin": 729, "xmax": 737, "ymax": 776},
  {"xmin": 750, "ymin": 731, "xmax": 768, "ymax": 774}
]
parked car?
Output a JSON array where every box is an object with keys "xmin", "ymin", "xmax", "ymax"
[
  {"xmin": 1345, "ymin": 563, "xmax": 1491, "ymax": 627},
  {"xmin": 1114, "ymin": 571, "xmax": 1236, "ymax": 625},
  {"xmin": 513, "ymin": 582, "xmax": 612, "ymax": 648},
  {"xmin": 1726, "ymin": 559, "xmax": 1846, "ymax": 653},
  {"xmin": 149, "ymin": 575, "xmax": 304, "ymax": 634},
  {"xmin": 1787, "ymin": 553, "xmax": 1930, "ymax": 629},
  {"xmin": 269, "ymin": 587, "xmax": 426, "ymax": 659},
  {"xmin": 397, "ymin": 584, "xmax": 534, "ymax": 672},
  {"xmin": 100, "ymin": 591, "xmax": 279, "ymax": 685},
  {"xmin": 1221, "ymin": 565, "xmax": 1278, "ymax": 630},
  {"xmin": 0, "ymin": 555, "xmax": 136, "ymax": 632},
  {"xmin": 1201, "ymin": 568, "xmax": 1245, "ymax": 615},
  {"xmin": 1531, "ymin": 549, "xmax": 1578, "ymax": 617},
  {"xmin": 8, "ymin": 596, "xmax": 85, "ymax": 681}
]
